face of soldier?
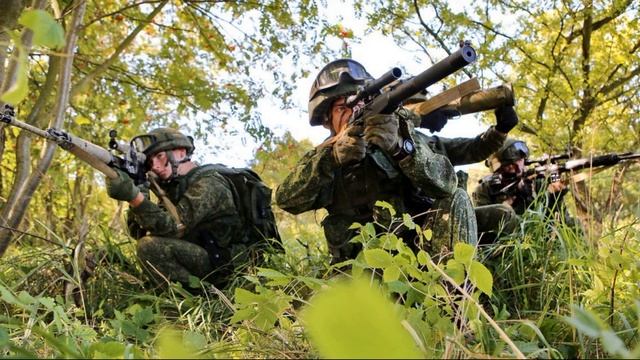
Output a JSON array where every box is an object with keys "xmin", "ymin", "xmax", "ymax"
[
  {"xmin": 499, "ymin": 158, "xmax": 525, "ymax": 176},
  {"xmin": 148, "ymin": 148, "xmax": 188, "ymax": 180},
  {"xmin": 328, "ymin": 97, "xmax": 353, "ymax": 135}
]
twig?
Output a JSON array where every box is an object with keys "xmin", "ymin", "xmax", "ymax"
[{"xmin": 428, "ymin": 257, "xmax": 526, "ymax": 359}]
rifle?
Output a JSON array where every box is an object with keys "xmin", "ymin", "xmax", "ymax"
[
  {"xmin": 347, "ymin": 42, "xmax": 477, "ymax": 127},
  {"xmin": 1, "ymin": 105, "xmax": 147, "ymax": 183},
  {"xmin": 481, "ymin": 152, "xmax": 640, "ymax": 197},
  {"xmin": 0, "ymin": 105, "xmax": 185, "ymax": 234}
]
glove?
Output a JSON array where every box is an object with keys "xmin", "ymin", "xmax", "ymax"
[
  {"xmin": 106, "ymin": 168, "xmax": 140, "ymax": 202},
  {"xmin": 363, "ymin": 114, "xmax": 399, "ymax": 153},
  {"xmin": 419, "ymin": 108, "xmax": 458, "ymax": 133},
  {"xmin": 494, "ymin": 105, "xmax": 518, "ymax": 133},
  {"xmin": 333, "ymin": 126, "xmax": 366, "ymax": 165}
]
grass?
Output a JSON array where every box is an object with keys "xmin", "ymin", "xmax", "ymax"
[{"xmin": 0, "ymin": 202, "xmax": 639, "ymax": 358}]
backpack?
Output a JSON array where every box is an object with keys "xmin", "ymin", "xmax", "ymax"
[{"xmin": 199, "ymin": 164, "xmax": 281, "ymax": 245}]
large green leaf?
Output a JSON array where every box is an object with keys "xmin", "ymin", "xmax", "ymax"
[
  {"xmin": 301, "ymin": 278, "xmax": 423, "ymax": 358},
  {"xmin": 453, "ymin": 242, "xmax": 475, "ymax": 267},
  {"xmin": 468, "ymin": 261, "xmax": 493, "ymax": 296},
  {"xmin": 18, "ymin": 10, "xmax": 65, "ymax": 49},
  {"xmin": 0, "ymin": 50, "xmax": 28, "ymax": 105},
  {"xmin": 363, "ymin": 248, "xmax": 394, "ymax": 268}
]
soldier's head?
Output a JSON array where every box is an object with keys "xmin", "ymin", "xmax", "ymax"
[
  {"xmin": 131, "ymin": 127, "xmax": 195, "ymax": 180},
  {"xmin": 487, "ymin": 138, "xmax": 529, "ymax": 175},
  {"xmin": 308, "ymin": 59, "xmax": 373, "ymax": 134}
]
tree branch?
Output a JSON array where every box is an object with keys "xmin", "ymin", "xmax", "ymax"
[{"xmin": 70, "ymin": 0, "xmax": 169, "ymax": 98}]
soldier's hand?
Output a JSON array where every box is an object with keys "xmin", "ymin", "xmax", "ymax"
[
  {"xmin": 363, "ymin": 114, "xmax": 399, "ymax": 153},
  {"xmin": 547, "ymin": 181, "xmax": 566, "ymax": 194},
  {"xmin": 106, "ymin": 168, "xmax": 140, "ymax": 202},
  {"xmin": 333, "ymin": 126, "xmax": 366, "ymax": 165},
  {"xmin": 494, "ymin": 105, "xmax": 518, "ymax": 133},
  {"xmin": 419, "ymin": 108, "xmax": 458, "ymax": 133}
]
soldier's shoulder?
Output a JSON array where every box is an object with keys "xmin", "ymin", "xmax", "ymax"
[{"xmin": 187, "ymin": 164, "xmax": 232, "ymax": 186}]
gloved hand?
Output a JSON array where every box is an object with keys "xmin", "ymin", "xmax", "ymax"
[
  {"xmin": 419, "ymin": 108, "xmax": 459, "ymax": 133},
  {"xmin": 333, "ymin": 125, "xmax": 366, "ymax": 165},
  {"xmin": 363, "ymin": 113, "xmax": 399, "ymax": 153},
  {"xmin": 106, "ymin": 168, "xmax": 140, "ymax": 202},
  {"xmin": 494, "ymin": 105, "xmax": 518, "ymax": 133}
]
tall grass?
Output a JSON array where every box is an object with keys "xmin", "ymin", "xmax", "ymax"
[{"xmin": 1, "ymin": 200, "xmax": 639, "ymax": 358}]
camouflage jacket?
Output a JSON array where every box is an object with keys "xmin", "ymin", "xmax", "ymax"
[
  {"xmin": 276, "ymin": 114, "xmax": 461, "ymax": 249},
  {"xmin": 473, "ymin": 176, "xmax": 576, "ymax": 228},
  {"xmin": 473, "ymin": 178, "xmax": 532, "ymax": 215},
  {"xmin": 426, "ymin": 126, "xmax": 507, "ymax": 166},
  {"xmin": 127, "ymin": 166, "xmax": 243, "ymax": 249}
]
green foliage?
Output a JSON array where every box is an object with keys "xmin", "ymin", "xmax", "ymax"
[
  {"xmin": 18, "ymin": 9, "xmax": 65, "ymax": 49},
  {"xmin": 301, "ymin": 277, "xmax": 423, "ymax": 359},
  {"xmin": 0, "ymin": 50, "xmax": 28, "ymax": 104}
]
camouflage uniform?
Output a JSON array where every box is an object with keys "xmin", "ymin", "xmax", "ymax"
[
  {"xmin": 127, "ymin": 166, "xmax": 248, "ymax": 286},
  {"xmin": 276, "ymin": 108, "xmax": 478, "ymax": 262},
  {"xmin": 472, "ymin": 139, "xmax": 577, "ymax": 242},
  {"xmin": 473, "ymin": 174, "xmax": 576, "ymax": 234},
  {"xmin": 423, "ymin": 126, "xmax": 514, "ymax": 245}
]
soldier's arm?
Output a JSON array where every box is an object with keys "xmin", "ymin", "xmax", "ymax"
[
  {"xmin": 397, "ymin": 130, "xmax": 458, "ymax": 198},
  {"xmin": 275, "ymin": 144, "xmax": 336, "ymax": 214},
  {"xmin": 437, "ymin": 127, "xmax": 507, "ymax": 166},
  {"xmin": 129, "ymin": 172, "xmax": 239, "ymax": 238}
]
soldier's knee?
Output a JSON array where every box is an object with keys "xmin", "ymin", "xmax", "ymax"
[{"xmin": 136, "ymin": 236, "xmax": 163, "ymax": 262}]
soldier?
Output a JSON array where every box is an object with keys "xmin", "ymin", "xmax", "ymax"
[
  {"xmin": 105, "ymin": 127, "xmax": 265, "ymax": 287},
  {"xmin": 473, "ymin": 139, "xmax": 575, "ymax": 243},
  {"xmin": 275, "ymin": 59, "xmax": 479, "ymax": 263}
]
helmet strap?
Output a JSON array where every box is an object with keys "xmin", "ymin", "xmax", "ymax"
[{"xmin": 165, "ymin": 150, "xmax": 191, "ymax": 180}]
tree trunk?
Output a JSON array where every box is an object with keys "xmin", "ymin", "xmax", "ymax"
[{"xmin": 0, "ymin": 0, "xmax": 87, "ymax": 257}]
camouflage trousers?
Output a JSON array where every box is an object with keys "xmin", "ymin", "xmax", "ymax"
[
  {"xmin": 423, "ymin": 187, "xmax": 478, "ymax": 253},
  {"xmin": 136, "ymin": 236, "xmax": 213, "ymax": 286},
  {"xmin": 474, "ymin": 204, "xmax": 520, "ymax": 244}
]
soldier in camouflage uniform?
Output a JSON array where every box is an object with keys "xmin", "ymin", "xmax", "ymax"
[
  {"xmin": 473, "ymin": 139, "xmax": 576, "ymax": 242},
  {"xmin": 276, "ymin": 59, "xmax": 482, "ymax": 262},
  {"xmin": 105, "ymin": 128, "xmax": 253, "ymax": 287}
]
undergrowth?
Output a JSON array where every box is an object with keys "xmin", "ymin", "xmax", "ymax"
[{"xmin": 1, "ymin": 201, "xmax": 640, "ymax": 358}]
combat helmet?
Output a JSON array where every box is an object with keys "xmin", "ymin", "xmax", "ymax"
[
  {"xmin": 131, "ymin": 128, "xmax": 195, "ymax": 179},
  {"xmin": 131, "ymin": 127, "xmax": 195, "ymax": 157},
  {"xmin": 308, "ymin": 59, "xmax": 373, "ymax": 126},
  {"xmin": 486, "ymin": 138, "xmax": 529, "ymax": 172}
]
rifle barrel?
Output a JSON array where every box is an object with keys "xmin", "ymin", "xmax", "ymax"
[{"xmin": 383, "ymin": 44, "xmax": 476, "ymax": 113}]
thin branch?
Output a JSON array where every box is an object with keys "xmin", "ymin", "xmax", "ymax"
[{"xmin": 70, "ymin": 0, "xmax": 169, "ymax": 98}]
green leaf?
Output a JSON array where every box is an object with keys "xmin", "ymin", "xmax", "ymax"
[
  {"xmin": 0, "ymin": 50, "xmax": 28, "ymax": 104},
  {"xmin": 375, "ymin": 200, "xmax": 396, "ymax": 217},
  {"xmin": 383, "ymin": 266, "xmax": 401, "ymax": 283},
  {"xmin": 444, "ymin": 259, "xmax": 465, "ymax": 285},
  {"xmin": 18, "ymin": 10, "xmax": 65, "ymax": 49},
  {"xmin": 468, "ymin": 261, "xmax": 493, "ymax": 296},
  {"xmin": 564, "ymin": 306, "xmax": 605, "ymax": 338},
  {"xmin": 89, "ymin": 341, "xmax": 127, "ymax": 358},
  {"xmin": 417, "ymin": 250, "xmax": 430, "ymax": 266},
  {"xmin": 423, "ymin": 228, "xmax": 433, "ymax": 241},
  {"xmin": 453, "ymin": 242, "xmax": 475, "ymax": 267},
  {"xmin": 402, "ymin": 213, "xmax": 416, "ymax": 230},
  {"xmin": 301, "ymin": 278, "xmax": 423, "ymax": 358},
  {"xmin": 234, "ymin": 288, "xmax": 258, "ymax": 305},
  {"xmin": 155, "ymin": 328, "xmax": 203, "ymax": 359},
  {"xmin": 0, "ymin": 327, "xmax": 9, "ymax": 347},
  {"xmin": 363, "ymin": 249, "xmax": 394, "ymax": 268}
]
